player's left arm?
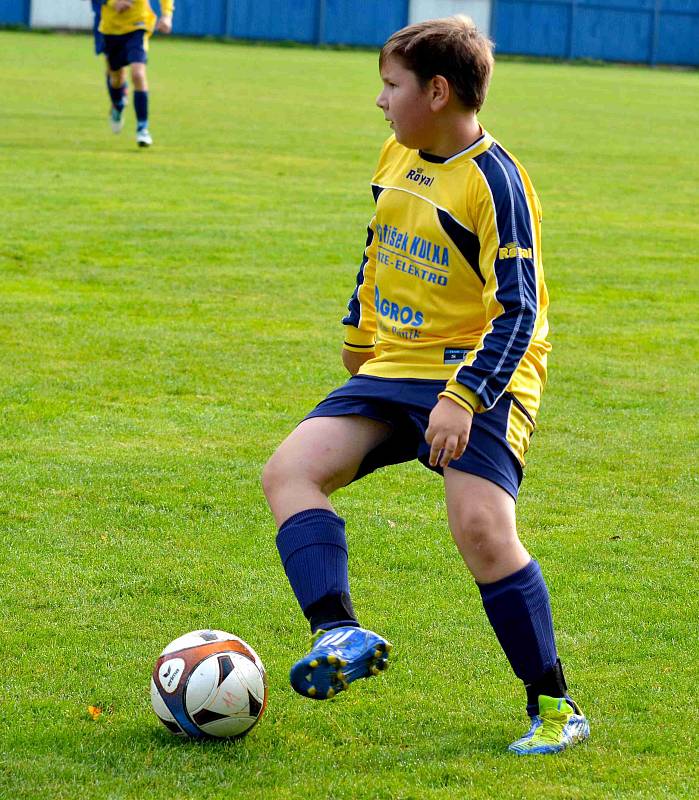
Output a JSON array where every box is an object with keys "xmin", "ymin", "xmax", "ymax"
[
  {"xmin": 156, "ymin": 0, "xmax": 174, "ymax": 33},
  {"xmin": 428, "ymin": 155, "xmax": 541, "ymax": 466}
]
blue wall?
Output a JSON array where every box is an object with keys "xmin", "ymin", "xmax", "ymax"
[
  {"xmin": 0, "ymin": 0, "xmax": 30, "ymax": 25},
  {"xmin": 491, "ymin": 0, "xmax": 699, "ymax": 66},
  {"xmin": 2, "ymin": 1, "xmax": 697, "ymax": 66},
  {"xmin": 171, "ymin": 0, "xmax": 408, "ymax": 47}
]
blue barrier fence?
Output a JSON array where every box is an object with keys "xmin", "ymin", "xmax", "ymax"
[
  {"xmin": 491, "ymin": 0, "xmax": 699, "ymax": 66},
  {"xmin": 146, "ymin": 0, "xmax": 409, "ymax": 46},
  {"xmin": 0, "ymin": 0, "xmax": 30, "ymax": 25},
  {"xmin": 2, "ymin": 1, "xmax": 697, "ymax": 66}
]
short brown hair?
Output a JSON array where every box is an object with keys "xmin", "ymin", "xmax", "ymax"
[{"xmin": 380, "ymin": 16, "xmax": 494, "ymax": 112}]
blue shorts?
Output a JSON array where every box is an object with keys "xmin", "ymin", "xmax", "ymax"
[
  {"xmin": 304, "ymin": 375, "xmax": 524, "ymax": 500},
  {"xmin": 104, "ymin": 30, "xmax": 148, "ymax": 71}
]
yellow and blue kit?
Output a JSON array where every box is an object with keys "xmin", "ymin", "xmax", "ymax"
[
  {"xmin": 338, "ymin": 131, "xmax": 551, "ymax": 474},
  {"xmin": 99, "ymin": 0, "xmax": 174, "ymax": 37}
]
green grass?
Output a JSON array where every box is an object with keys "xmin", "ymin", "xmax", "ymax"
[{"xmin": 1, "ymin": 29, "xmax": 698, "ymax": 800}]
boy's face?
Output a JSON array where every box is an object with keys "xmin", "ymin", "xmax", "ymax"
[{"xmin": 376, "ymin": 56, "xmax": 436, "ymax": 150}]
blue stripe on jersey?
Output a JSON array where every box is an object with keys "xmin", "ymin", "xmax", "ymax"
[
  {"xmin": 458, "ymin": 144, "xmax": 538, "ymax": 409},
  {"xmin": 437, "ymin": 208, "xmax": 484, "ymax": 285},
  {"xmin": 343, "ymin": 223, "xmax": 375, "ymax": 328}
]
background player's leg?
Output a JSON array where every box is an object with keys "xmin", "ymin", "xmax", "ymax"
[
  {"xmin": 105, "ymin": 56, "xmax": 127, "ymax": 109},
  {"xmin": 443, "ymin": 469, "xmax": 565, "ymax": 711},
  {"xmin": 130, "ymin": 62, "xmax": 151, "ymax": 145},
  {"xmin": 263, "ymin": 415, "xmax": 390, "ymax": 631},
  {"xmin": 107, "ymin": 67, "xmax": 128, "ymax": 133},
  {"xmin": 108, "ymin": 68, "xmax": 127, "ymax": 108}
]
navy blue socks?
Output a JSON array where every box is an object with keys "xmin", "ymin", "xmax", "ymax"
[
  {"xmin": 107, "ymin": 77, "xmax": 127, "ymax": 111},
  {"xmin": 478, "ymin": 559, "xmax": 565, "ymax": 715},
  {"xmin": 134, "ymin": 90, "xmax": 148, "ymax": 129},
  {"xmin": 276, "ymin": 509, "xmax": 359, "ymax": 633}
]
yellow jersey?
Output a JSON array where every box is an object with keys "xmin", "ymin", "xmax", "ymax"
[
  {"xmin": 343, "ymin": 132, "xmax": 551, "ymax": 421},
  {"xmin": 99, "ymin": 0, "xmax": 174, "ymax": 36}
]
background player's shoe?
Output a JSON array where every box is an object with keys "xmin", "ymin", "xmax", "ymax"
[
  {"xmin": 109, "ymin": 106, "xmax": 124, "ymax": 134},
  {"xmin": 136, "ymin": 128, "xmax": 153, "ymax": 147},
  {"xmin": 508, "ymin": 695, "xmax": 589, "ymax": 755},
  {"xmin": 290, "ymin": 626, "xmax": 391, "ymax": 700}
]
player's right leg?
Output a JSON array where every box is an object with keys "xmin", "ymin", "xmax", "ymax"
[
  {"xmin": 262, "ymin": 415, "xmax": 393, "ymax": 699},
  {"xmin": 107, "ymin": 67, "xmax": 127, "ymax": 133}
]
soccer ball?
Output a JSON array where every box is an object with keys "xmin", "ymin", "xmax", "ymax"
[{"xmin": 150, "ymin": 629, "xmax": 267, "ymax": 740}]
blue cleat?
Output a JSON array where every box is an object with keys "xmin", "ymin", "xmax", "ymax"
[
  {"xmin": 290, "ymin": 626, "xmax": 391, "ymax": 700},
  {"xmin": 508, "ymin": 695, "xmax": 590, "ymax": 755}
]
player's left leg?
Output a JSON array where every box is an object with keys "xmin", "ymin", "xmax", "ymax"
[
  {"xmin": 444, "ymin": 469, "xmax": 589, "ymax": 754},
  {"xmin": 130, "ymin": 61, "xmax": 152, "ymax": 146}
]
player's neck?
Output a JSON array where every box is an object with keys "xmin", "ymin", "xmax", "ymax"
[{"xmin": 421, "ymin": 114, "xmax": 482, "ymax": 160}]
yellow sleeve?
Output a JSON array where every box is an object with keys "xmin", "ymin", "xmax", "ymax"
[
  {"xmin": 160, "ymin": 0, "xmax": 174, "ymax": 15},
  {"xmin": 342, "ymin": 215, "xmax": 378, "ymax": 352},
  {"xmin": 444, "ymin": 152, "xmax": 540, "ymax": 411}
]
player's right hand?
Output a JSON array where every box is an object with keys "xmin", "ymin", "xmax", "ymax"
[{"xmin": 156, "ymin": 15, "xmax": 173, "ymax": 34}]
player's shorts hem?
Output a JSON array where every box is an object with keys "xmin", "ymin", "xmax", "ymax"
[{"xmin": 303, "ymin": 375, "xmax": 525, "ymax": 500}]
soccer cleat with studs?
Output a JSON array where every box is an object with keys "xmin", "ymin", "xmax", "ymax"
[
  {"xmin": 508, "ymin": 695, "xmax": 590, "ymax": 755},
  {"xmin": 290, "ymin": 626, "xmax": 391, "ymax": 700}
]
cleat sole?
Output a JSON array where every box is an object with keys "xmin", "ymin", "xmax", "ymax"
[{"xmin": 290, "ymin": 628, "xmax": 393, "ymax": 701}]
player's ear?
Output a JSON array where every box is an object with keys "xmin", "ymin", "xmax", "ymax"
[{"xmin": 430, "ymin": 75, "xmax": 450, "ymax": 111}]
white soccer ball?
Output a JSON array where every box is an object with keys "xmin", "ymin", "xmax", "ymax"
[{"xmin": 150, "ymin": 629, "xmax": 267, "ymax": 739}]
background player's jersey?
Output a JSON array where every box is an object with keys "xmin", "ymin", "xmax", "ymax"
[
  {"xmin": 99, "ymin": 0, "xmax": 174, "ymax": 36},
  {"xmin": 343, "ymin": 132, "xmax": 551, "ymax": 422}
]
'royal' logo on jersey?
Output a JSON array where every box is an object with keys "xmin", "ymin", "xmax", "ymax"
[
  {"xmin": 404, "ymin": 168, "xmax": 435, "ymax": 188},
  {"xmin": 498, "ymin": 242, "xmax": 533, "ymax": 260}
]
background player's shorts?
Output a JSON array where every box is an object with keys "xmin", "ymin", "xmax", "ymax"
[
  {"xmin": 304, "ymin": 375, "xmax": 533, "ymax": 500},
  {"xmin": 104, "ymin": 30, "xmax": 148, "ymax": 71}
]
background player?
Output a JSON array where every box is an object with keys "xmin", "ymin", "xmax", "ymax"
[
  {"xmin": 83, "ymin": 1, "xmax": 130, "ymax": 121},
  {"xmin": 99, "ymin": 0, "xmax": 174, "ymax": 147},
  {"xmin": 262, "ymin": 16, "xmax": 590, "ymax": 755}
]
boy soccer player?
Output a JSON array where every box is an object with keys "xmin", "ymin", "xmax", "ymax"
[
  {"xmin": 262, "ymin": 16, "xmax": 590, "ymax": 755},
  {"xmin": 99, "ymin": 0, "xmax": 174, "ymax": 147},
  {"xmin": 83, "ymin": 1, "xmax": 129, "ymax": 120}
]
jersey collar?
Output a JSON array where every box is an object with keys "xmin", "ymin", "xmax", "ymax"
[{"xmin": 418, "ymin": 129, "xmax": 493, "ymax": 164}]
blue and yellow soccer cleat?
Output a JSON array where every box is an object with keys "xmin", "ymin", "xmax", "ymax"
[
  {"xmin": 290, "ymin": 626, "xmax": 391, "ymax": 700},
  {"xmin": 508, "ymin": 695, "xmax": 590, "ymax": 755}
]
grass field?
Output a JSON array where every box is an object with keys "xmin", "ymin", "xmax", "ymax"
[{"xmin": 1, "ymin": 28, "xmax": 698, "ymax": 800}]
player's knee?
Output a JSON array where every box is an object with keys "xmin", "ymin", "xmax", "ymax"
[
  {"xmin": 130, "ymin": 63, "xmax": 147, "ymax": 89},
  {"xmin": 453, "ymin": 506, "xmax": 511, "ymax": 568},
  {"xmin": 260, "ymin": 451, "xmax": 288, "ymax": 501}
]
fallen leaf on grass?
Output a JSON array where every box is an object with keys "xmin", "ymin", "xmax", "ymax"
[{"xmin": 87, "ymin": 705, "xmax": 102, "ymax": 720}]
